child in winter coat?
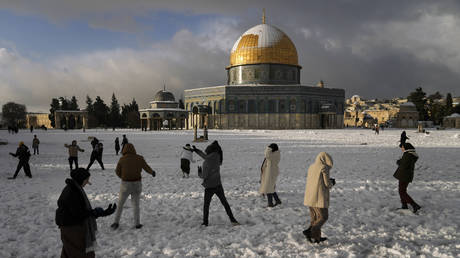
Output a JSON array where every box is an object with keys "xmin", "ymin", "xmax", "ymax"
[
  {"xmin": 393, "ymin": 142, "xmax": 421, "ymax": 213},
  {"xmin": 259, "ymin": 143, "xmax": 282, "ymax": 207},
  {"xmin": 56, "ymin": 168, "xmax": 116, "ymax": 257},
  {"xmin": 111, "ymin": 143, "xmax": 155, "ymax": 230},
  {"xmin": 87, "ymin": 143, "xmax": 104, "ymax": 170},
  {"xmin": 65, "ymin": 140, "xmax": 85, "ymax": 171},
  {"xmin": 32, "ymin": 135, "xmax": 40, "ymax": 155},
  {"xmin": 192, "ymin": 141, "xmax": 239, "ymax": 226},
  {"xmin": 8, "ymin": 142, "xmax": 32, "ymax": 179},
  {"xmin": 180, "ymin": 144, "xmax": 194, "ymax": 178},
  {"xmin": 303, "ymin": 152, "xmax": 336, "ymax": 244}
]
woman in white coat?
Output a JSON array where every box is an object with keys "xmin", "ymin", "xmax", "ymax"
[
  {"xmin": 259, "ymin": 143, "xmax": 281, "ymax": 207},
  {"xmin": 303, "ymin": 152, "xmax": 335, "ymax": 244}
]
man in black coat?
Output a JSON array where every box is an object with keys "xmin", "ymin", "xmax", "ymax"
[
  {"xmin": 56, "ymin": 168, "xmax": 116, "ymax": 257},
  {"xmin": 393, "ymin": 142, "xmax": 421, "ymax": 213},
  {"xmin": 8, "ymin": 142, "xmax": 32, "ymax": 179}
]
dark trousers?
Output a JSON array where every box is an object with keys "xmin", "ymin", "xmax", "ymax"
[
  {"xmin": 68, "ymin": 157, "xmax": 78, "ymax": 170},
  {"xmin": 60, "ymin": 224, "xmax": 95, "ymax": 258},
  {"xmin": 309, "ymin": 207, "xmax": 328, "ymax": 240},
  {"xmin": 180, "ymin": 159, "xmax": 190, "ymax": 174},
  {"xmin": 203, "ymin": 185, "xmax": 237, "ymax": 224},
  {"xmin": 33, "ymin": 147, "xmax": 39, "ymax": 155},
  {"xmin": 115, "ymin": 148, "xmax": 120, "ymax": 155},
  {"xmin": 398, "ymin": 181, "xmax": 418, "ymax": 206},
  {"xmin": 87, "ymin": 157, "xmax": 104, "ymax": 170},
  {"xmin": 267, "ymin": 192, "xmax": 281, "ymax": 206},
  {"xmin": 13, "ymin": 160, "xmax": 32, "ymax": 178}
]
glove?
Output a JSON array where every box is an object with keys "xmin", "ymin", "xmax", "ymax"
[
  {"xmin": 92, "ymin": 207, "xmax": 105, "ymax": 218},
  {"xmin": 151, "ymin": 171, "xmax": 156, "ymax": 177},
  {"xmin": 103, "ymin": 203, "xmax": 117, "ymax": 216},
  {"xmin": 330, "ymin": 178, "xmax": 336, "ymax": 186}
]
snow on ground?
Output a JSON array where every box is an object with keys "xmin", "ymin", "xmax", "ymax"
[{"xmin": 0, "ymin": 128, "xmax": 459, "ymax": 257}]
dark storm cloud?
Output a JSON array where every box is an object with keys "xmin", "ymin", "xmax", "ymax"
[{"xmin": 1, "ymin": 0, "xmax": 460, "ymax": 111}]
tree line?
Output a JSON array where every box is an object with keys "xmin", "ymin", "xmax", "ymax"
[
  {"xmin": 49, "ymin": 94, "xmax": 140, "ymax": 129},
  {"xmin": 407, "ymin": 87, "xmax": 460, "ymax": 125}
]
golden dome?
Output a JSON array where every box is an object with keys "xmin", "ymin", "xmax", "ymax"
[{"xmin": 229, "ymin": 24, "xmax": 299, "ymax": 68}]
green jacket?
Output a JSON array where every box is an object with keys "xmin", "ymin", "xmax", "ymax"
[{"xmin": 393, "ymin": 150, "xmax": 418, "ymax": 183}]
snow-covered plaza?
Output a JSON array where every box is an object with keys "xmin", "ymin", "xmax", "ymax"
[{"xmin": 0, "ymin": 128, "xmax": 459, "ymax": 257}]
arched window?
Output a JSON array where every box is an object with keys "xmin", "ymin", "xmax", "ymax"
[
  {"xmin": 268, "ymin": 100, "xmax": 276, "ymax": 113},
  {"xmin": 248, "ymin": 100, "xmax": 256, "ymax": 113},
  {"xmin": 258, "ymin": 100, "xmax": 265, "ymax": 113},
  {"xmin": 238, "ymin": 100, "xmax": 247, "ymax": 113},
  {"xmin": 279, "ymin": 100, "xmax": 286, "ymax": 113},
  {"xmin": 290, "ymin": 99, "xmax": 296, "ymax": 113}
]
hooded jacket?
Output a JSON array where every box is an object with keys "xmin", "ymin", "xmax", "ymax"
[
  {"xmin": 259, "ymin": 146, "xmax": 280, "ymax": 194},
  {"xmin": 115, "ymin": 143, "xmax": 154, "ymax": 181},
  {"xmin": 393, "ymin": 149, "xmax": 419, "ymax": 183},
  {"xmin": 195, "ymin": 143, "xmax": 223, "ymax": 188},
  {"xmin": 55, "ymin": 179, "xmax": 93, "ymax": 226},
  {"xmin": 304, "ymin": 152, "xmax": 334, "ymax": 208}
]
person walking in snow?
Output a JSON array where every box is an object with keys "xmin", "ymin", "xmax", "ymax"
[
  {"xmin": 303, "ymin": 152, "xmax": 336, "ymax": 244},
  {"xmin": 399, "ymin": 131, "xmax": 409, "ymax": 147},
  {"xmin": 121, "ymin": 135, "xmax": 128, "ymax": 151},
  {"xmin": 180, "ymin": 144, "xmax": 194, "ymax": 178},
  {"xmin": 114, "ymin": 137, "xmax": 120, "ymax": 155},
  {"xmin": 8, "ymin": 141, "xmax": 32, "ymax": 179},
  {"xmin": 56, "ymin": 168, "xmax": 116, "ymax": 258},
  {"xmin": 259, "ymin": 143, "xmax": 282, "ymax": 207},
  {"xmin": 32, "ymin": 135, "xmax": 40, "ymax": 155},
  {"xmin": 111, "ymin": 143, "xmax": 155, "ymax": 230},
  {"xmin": 192, "ymin": 141, "xmax": 239, "ymax": 226},
  {"xmin": 393, "ymin": 142, "xmax": 421, "ymax": 213},
  {"xmin": 65, "ymin": 140, "xmax": 85, "ymax": 171},
  {"xmin": 86, "ymin": 143, "xmax": 104, "ymax": 171}
]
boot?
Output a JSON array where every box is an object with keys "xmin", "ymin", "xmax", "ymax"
[
  {"xmin": 411, "ymin": 203, "xmax": 421, "ymax": 214},
  {"xmin": 273, "ymin": 192, "xmax": 282, "ymax": 205},
  {"xmin": 314, "ymin": 237, "xmax": 328, "ymax": 244},
  {"xmin": 267, "ymin": 194, "xmax": 275, "ymax": 207},
  {"xmin": 303, "ymin": 227, "xmax": 312, "ymax": 242},
  {"xmin": 397, "ymin": 203, "xmax": 408, "ymax": 210}
]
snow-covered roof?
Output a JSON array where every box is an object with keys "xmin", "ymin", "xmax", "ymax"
[{"xmin": 446, "ymin": 113, "xmax": 460, "ymax": 118}]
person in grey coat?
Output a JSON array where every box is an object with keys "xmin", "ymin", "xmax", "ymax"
[{"xmin": 192, "ymin": 141, "xmax": 239, "ymax": 226}]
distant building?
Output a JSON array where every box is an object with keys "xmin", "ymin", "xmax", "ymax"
[
  {"xmin": 26, "ymin": 113, "xmax": 52, "ymax": 129},
  {"xmin": 184, "ymin": 15, "xmax": 345, "ymax": 129},
  {"xmin": 443, "ymin": 113, "xmax": 460, "ymax": 129},
  {"xmin": 139, "ymin": 90, "xmax": 188, "ymax": 130},
  {"xmin": 393, "ymin": 102, "xmax": 419, "ymax": 128},
  {"xmin": 344, "ymin": 95, "xmax": 419, "ymax": 128}
]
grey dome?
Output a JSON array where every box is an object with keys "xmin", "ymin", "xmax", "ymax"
[{"xmin": 154, "ymin": 90, "xmax": 175, "ymax": 102}]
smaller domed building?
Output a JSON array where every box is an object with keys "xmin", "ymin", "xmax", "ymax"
[{"xmin": 139, "ymin": 90, "xmax": 188, "ymax": 130}]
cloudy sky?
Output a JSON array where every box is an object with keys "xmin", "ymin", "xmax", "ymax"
[{"xmin": 1, "ymin": 1, "xmax": 460, "ymax": 112}]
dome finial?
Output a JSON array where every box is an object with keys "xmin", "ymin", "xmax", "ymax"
[{"xmin": 262, "ymin": 8, "xmax": 266, "ymax": 24}]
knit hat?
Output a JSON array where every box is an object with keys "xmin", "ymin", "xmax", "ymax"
[
  {"xmin": 268, "ymin": 143, "xmax": 279, "ymax": 152},
  {"xmin": 71, "ymin": 168, "xmax": 91, "ymax": 186}
]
